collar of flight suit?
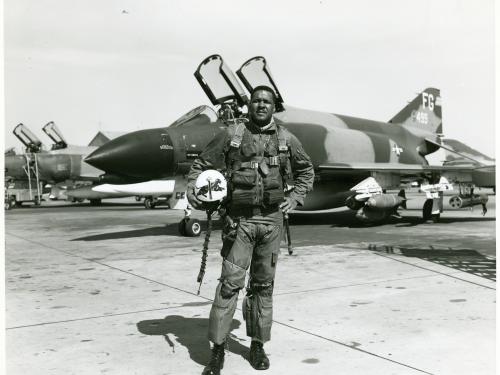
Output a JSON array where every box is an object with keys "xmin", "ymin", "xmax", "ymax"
[{"xmin": 247, "ymin": 117, "xmax": 276, "ymax": 134}]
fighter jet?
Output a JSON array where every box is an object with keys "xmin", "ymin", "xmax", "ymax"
[
  {"xmin": 5, "ymin": 123, "xmax": 176, "ymax": 207},
  {"xmin": 85, "ymin": 55, "xmax": 494, "ymax": 234}
]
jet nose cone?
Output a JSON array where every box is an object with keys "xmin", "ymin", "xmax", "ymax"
[{"xmin": 85, "ymin": 128, "xmax": 174, "ymax": 179}]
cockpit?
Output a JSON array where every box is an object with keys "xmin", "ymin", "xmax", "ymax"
[
  {"xmin": 168, "ymin": 105, "xmax": 218, "ymax": 128},
  {"xmin": 193, "ymin": 55, "xmax": 285, "ymax": 124}
]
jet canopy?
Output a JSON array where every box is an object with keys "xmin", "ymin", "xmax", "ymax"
[
  {"xmin": 194, "ymin": 55, "xmax": 285, "ymax": 114},
  {"xmin": 43, "ymin": 121, "xmax": 68, "ymax": 150},
  {"xmin": 194, "ymin": 55, "xmax": 249, "ymax": 108},
  {"xmin": 237, "ymin": 56, "xmax": 284, "ymax": 112},
  {"xmin": 13, "ymin": 123, "xmax": 44, "ymax": 153},
  {"xmin": 169, "ymin": 105, "xmax": 217, "ymax": 128}
]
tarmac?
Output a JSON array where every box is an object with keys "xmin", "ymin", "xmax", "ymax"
[{"xmin": 4, "ymin": 193, "xmax": 496, "ymax": 375}]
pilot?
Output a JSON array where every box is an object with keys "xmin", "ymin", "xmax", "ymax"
[{"xmin": 187, "ymin": 85, "xmax": 314, "ymax": 374}]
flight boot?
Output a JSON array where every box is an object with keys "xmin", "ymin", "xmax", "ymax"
[
  {"xmin": 202, "ymin": 342, "xmax": 225, "ymax": 375},
  {"xmin": 249, "ymin": 340, "xmax": 270, "ymax": 370}
]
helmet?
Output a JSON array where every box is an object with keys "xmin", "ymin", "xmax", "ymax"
[{"xmin": 194, "ymin": 170, "xmax": 227, "ymax": 202}]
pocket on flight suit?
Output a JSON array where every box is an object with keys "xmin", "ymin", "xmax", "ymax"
[
  {"xmin": 220, "ymin": 223, "xmax": 238, "ymax": 258},
  {"xmin": 262, "ymin": 224, "xmax": 281, "ymax": 268},
  {"xmin": 263, "ymin": 189, "xmax": 284, "ymax": 206},
  {"xmin": 232, "ymin": 169, "xmax": 257, "ymax": 187}
]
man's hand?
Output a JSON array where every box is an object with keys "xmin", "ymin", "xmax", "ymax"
[
  {"xmin": 187, "ymin": 188, "xmax": 205, "ymax": 210},
  {"xmin": 280, "ymin": 197, "xmax": 297, "ymax": 214}
]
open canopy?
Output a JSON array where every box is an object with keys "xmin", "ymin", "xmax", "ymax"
[
  {"xmin": 194, "ymin": 54, "xmax": 248, "ymax": 107},
  {"xmin": 237, "ymin": 56, "xmax": 284, "ymax": 112}
]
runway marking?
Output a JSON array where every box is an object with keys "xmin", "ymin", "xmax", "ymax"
[
  {"xmin": 274, "ymin": 273, "xmax": 447, "ymax": 296},
  {"xmin": 6, "ymin": 306, "xmax": 203, "ymax": 330},
  {"xmin": 6, "ymin": 232, "xmax": 435, "ymax": 374}
]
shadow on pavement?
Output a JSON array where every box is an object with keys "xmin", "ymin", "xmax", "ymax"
[
  {"xmin": 71, "ymin": 220, "xmax": 225, "ymax": 241},
  {"xmin": 136, "ymin": 315, "xmax": 248, "ymax": 366},
  {"xmin": 71, "ymin": 224, "xmax": 187, "ymax": 241},
  {"xmin": 368, "ymin": 244, "xmax": 496, "ymax": 281},
  {"xmin": 290, "ymin": 210, "xmax": 495, "ymax": 228}
]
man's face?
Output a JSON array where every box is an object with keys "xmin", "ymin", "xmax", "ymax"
[{"xmin": 249, "ymin": 90, "xmax": 275, "ymax": 126}]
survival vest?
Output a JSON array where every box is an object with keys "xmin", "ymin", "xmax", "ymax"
[{"xmin": 225, "ymin": 121, "xmax": 292, "ymax": 209}]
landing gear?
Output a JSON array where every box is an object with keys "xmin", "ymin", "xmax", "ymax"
[
  {"xmin": 144, "ymin": 197, "xmax": 156, "ymax": 209},
  {"xmin": 6, "ymin": 197, "xmax": 15, "ymax": 210},
  {"xmin": 178, "ymin": 217, "xmax": 201, "ymax": 237},
  {"xmin": 34, "ymin": 196, "xmax": 41, "ymax": 206},
  {"xmin": 89, "ymin": 199, "xmax": 102, "ymax": 206},
  {"xmin": 177, "ymin": 207, "xmax": 201, "ymax": 237},
  {"xmin": 135, "ymin": 196, "xmax": 142, "ymax": 202}
]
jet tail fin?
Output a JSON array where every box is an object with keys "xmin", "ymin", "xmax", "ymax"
[{"xmin": 389, "ymin": 88, "xmax": 442, "ymax": 135}]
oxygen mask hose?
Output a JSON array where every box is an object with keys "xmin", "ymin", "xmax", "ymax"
[{"xmin": 197, "ymin": 210, "xmax": 213, "ymax": 295}]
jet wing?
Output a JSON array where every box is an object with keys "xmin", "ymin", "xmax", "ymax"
[
  {"xmin": 317, "ymin": 162, "xmax": 495, "ymax": 188},
  {"xmin": 317, "ymin": 162, "xmax": 483, "ymax": 173}
]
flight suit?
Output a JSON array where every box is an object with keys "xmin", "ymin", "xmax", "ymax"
[{"xmin": 187, "ymin": 119, "xmax": 314, "ymax": 344}]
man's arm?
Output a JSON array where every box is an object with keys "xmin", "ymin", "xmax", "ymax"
[
  {"xmin": 186, "ymin": 129, "xmax": 229, "ymax": 209},
  {"xmin": 286, "ymin": 133, "xmax": 315, "ymax": 207}
]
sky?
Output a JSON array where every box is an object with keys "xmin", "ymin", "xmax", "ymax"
[{"xmin": 3, "ymin": 0, "xmax": 496, "ymax": 157}]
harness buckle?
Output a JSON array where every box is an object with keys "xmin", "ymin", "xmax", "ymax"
[{"xmin": 269, "ymin": 156, "xmax": 279, "ymax": 166}]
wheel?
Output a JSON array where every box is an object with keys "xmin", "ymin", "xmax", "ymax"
[
  {"xmin": 89, "ymin": 199, "xmax": 102, "ymax": 206},
  {"xmin": 422, "ymin": 199, "xmax": 433, "ymax": 221},
  {"xmin": 6, "ymin": 197, "xmax": 15, "ymax": 210},
  {"xmin": 144, "ymin": 198, "xmax": 155, "ymax": 209},
  {"xmin": 184, "ymin": 218, "xmax": 202, "ymax": 237},
  {"xmin": 15, "ymin": 201, "xmax": 23, "ymax": 207},
  {"xmin": 178, "ymin": 218, "xmax": 188, "ymax": 236},
  {"xmin": 449, "ymin": 196, "xmax": 462, "ymax": 209},
  {"xmin": 34, "ymin": 196, "xmax": 41, "ymax": 206},
  {"xmin": 135, "ymin": 196, "xmax": 142, "ymax": 202}
]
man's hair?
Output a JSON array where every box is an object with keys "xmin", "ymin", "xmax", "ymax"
[{"xmin": 250, "ymin": 85, "xmax": 277, "ymax": 104}]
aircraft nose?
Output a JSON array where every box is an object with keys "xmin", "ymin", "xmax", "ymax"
[{"xmin": 85, "ymin": 128, "xmax": 174, "ymax": 179}]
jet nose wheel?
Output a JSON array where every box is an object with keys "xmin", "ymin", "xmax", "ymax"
[
  {"xmin": 178, "ymin": 218, "xmax": 201, "ymax": 237},
  {"xmin": 144, "ymin": 197, "xmax": 156, "ymax": 209},
  {"xmin": 449, "ymin": 196, "xmax": 462, "ymax": 209}
]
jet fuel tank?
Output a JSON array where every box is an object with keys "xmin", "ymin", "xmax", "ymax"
[{"xmin": 365, "ymin": 194, "xmax": 406, "ymax": 211}]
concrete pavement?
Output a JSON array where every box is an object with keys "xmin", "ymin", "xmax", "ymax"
[{"xmin": 4, "ymin": 199, "xmax": 496, "ymax": 374}]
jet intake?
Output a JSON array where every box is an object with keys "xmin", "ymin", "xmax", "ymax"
[{"xmin": 99, "ymin": 174, "xmax": 144, "ymax": 185}]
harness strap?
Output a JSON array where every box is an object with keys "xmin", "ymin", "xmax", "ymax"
[
  {"xmin": 277, "ymin": 126, "xmax": 289, "ymax": 152},
  {"xmin": 230, "ymin": 122, "xmax": 246, "ymax": 148},
  {"xmin": 229, "ymin": 123, "xmax": 291, "ymax": 177},
  {"xmin": 234, "ymin": 157, "xmax": 279, "ymax": 170}
]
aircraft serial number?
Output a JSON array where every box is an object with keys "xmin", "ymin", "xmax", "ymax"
[{"xmin": 412, "ymin": 110, "xmax": 428, "ymax": 124}]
